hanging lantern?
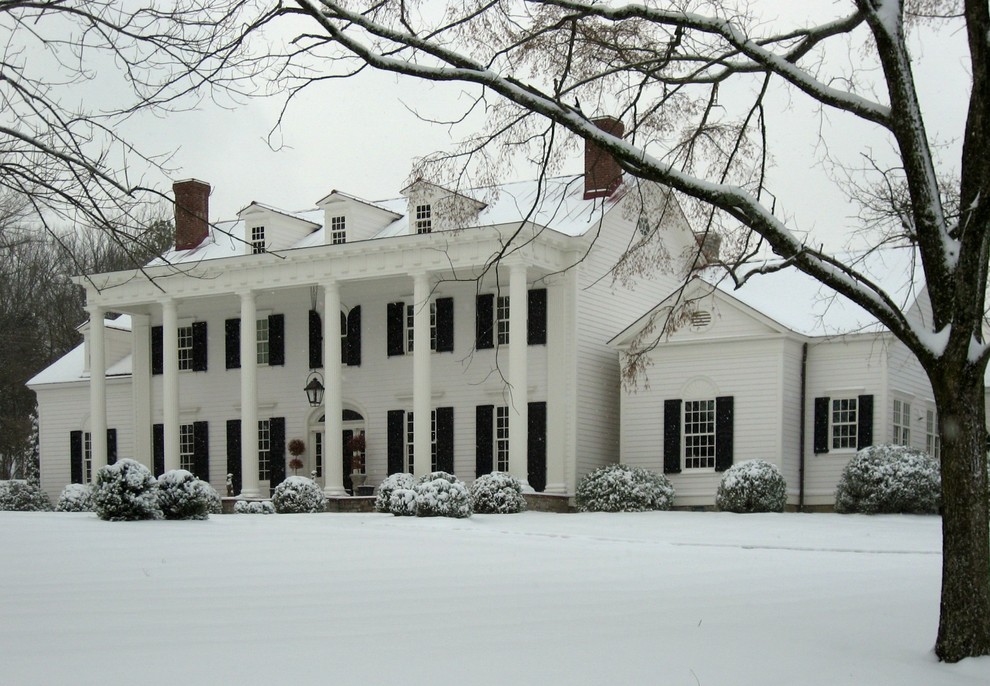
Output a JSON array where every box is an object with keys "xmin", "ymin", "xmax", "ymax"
[{"xmin": 304, "ymin": 371, "xmax": 324, "ymax": 407}]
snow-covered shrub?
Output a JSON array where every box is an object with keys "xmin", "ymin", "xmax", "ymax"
[
  {"xmin": 716, "ymin": 460, "xmax": 788, "ymax": 513},
  {"xmin": 375, "ymin": 472, "xmax": 416, "ymax": 513},
  {"xmin": 414, "ymin": 471, "xmax": 472, "ymax": 518},
  {"xmin": 471, "ymin": 472, "xmax": 527, "ymax": 514},
  {"xmin": 157, "ymin": 470, "xmax": 218, "ymax": 520},
  {"xmin": 0, "ymin": 479, "xmax": 53, "ymax": 512},
  {"xmin": 271, "ymin": 476, "xmax": 326, "ymax": 514},
  {"xmin": 388, "ymin": 488, "xmax": 418, "ymax": 517},
  {"xmin": 56, "ymin": 483, "xmax": 94, "ymax": 512},
  {"xmin": 834, "ymin": 444, "xmax": 941, "ymax": 514},
  {"xmin": 576, "ymin": 464, "xmax": 675, "ymax": 512},
  {"xmin": 233, "ymin": 500, "xmax": 275, "ymax": 514},
  {"xmin": 92, "ymin": 459, "xmax": 162, "ymax": 521}
]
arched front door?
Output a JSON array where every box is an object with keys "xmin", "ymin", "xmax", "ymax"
[{"xmin": 308, "ymin": 409, "xmax": 366, "ymax": 493}]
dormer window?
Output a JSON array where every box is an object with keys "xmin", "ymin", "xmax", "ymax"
[
  {"xmin": 251, "ymin": 226, "xmax": 266, "ymax": 254},
  {"xmin": 414, "ymin": 204, "xmax": 432, "ymax": 234},
  {"xmin": 330, "ymin": 216, "xmax": 346, "ymax": 245}
]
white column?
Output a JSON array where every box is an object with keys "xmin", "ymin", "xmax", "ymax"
[
  {"xmin": 544, "ymin": 276, "xmax": 569, "ymax": 494},
  {"xmin": 161, "ymin": 299, "xmax": 181, "ymax": 472},
  {"xmin": 323, "ymin": 281, "xmax": 346, "ymax": 496},
  {"xmin": 412, "ymin": 272, "xmax": 433, "ymax": 478},
  {"xmin": 239, "ymin": 291, "xmax": 261, "ymax": 498},
  {"xmin": 131, "ymin": 314, "xmax": 153, "ymax": 470},
  {"xmin": 508, "ymin": 262, "xmax": 531, "ymax": 490},
  {"xmin": 88, "ymin": 305, "xmax": 108, "ymax": 477}
]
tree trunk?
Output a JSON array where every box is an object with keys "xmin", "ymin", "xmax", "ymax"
[{"xmin": 930, "ymin": 364, "xmax": 990, "ymax": 662}]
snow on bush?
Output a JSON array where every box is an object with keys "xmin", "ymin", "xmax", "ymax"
[
  {"xmin": 414, "ymin": 471, "xmax": 472, "ymax": 518},
  {"xmin": 271, "ymin": 476, "xmax": 326, "ymax": 514},
  {"xmin": 375, "ymin": 472, "xmax": 416, "ymax": 513},
  {"xmin": 576, "ymin": 464, "xmax": 675, "ymax": 512},
  {"xmin": 56, "ymin": 483, "xmax": 94, "ymax": 512},
  {"xmin": 92, "ymin": 459, "xmax": 162, "ymax": 521},
  {"xmin": 834, "ymin": 444, "xmax": 941, "ymax": 514},
  {"xmin": 388, "ymin": 488, "xmax": 418, "ymax": 517},
  {"xmin": 233, "ymin": 500, "xmax": 275, "ymax": 514},
  {"xmin": 157, "ymin": 470, "xmax": 218, "ymax": 520},
  {"xmin": 204, "ymin": 484, "xmax": 223, "ymax": 515},
  {"xmin": 716, "ymin": 460, "xmax": 788, "ymax": 513},
  {"xmin": 0, "ymin": 479, "xmax": 53, "ymax": 512},
  {"xmin": 471, "ymin": 472, "xmax": 527, "ymax": 514}
]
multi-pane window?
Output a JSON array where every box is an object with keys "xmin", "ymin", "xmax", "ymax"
[
  {"xmin": 83, "ymin": 432, "xmax": 93, "ymax": 483},
  {"xmin": 177, "ymin": 325, "xmax": 194, "ymax": 371},
  {"xmin": 496, "ymin": 295, "xmax": 510, "ymax": 345},
  {"xmin": 892, "ymin": 399, "xmax": 911, "ymax": 446},
  {"xmin": 406, "ymin": 412, "xmax": 415, "ymax": 473},
  {"xmin": 330, "ymin": 216, "xmax": 346, "ymax": 245},
  {"xmin": 830, "ymin": 398, "xmax": 859, "ymax": 450},
  {"xmin": 405, "ymin": 410, "xmax": 438, "ymax": 472},
  {"xmin": 683, "ymin": 399, "xmax": 716, "ymax": 469},
  {"xmin": 256, "ymin": 317, "xmax": 269, "ymax": 365},
  {"xmin": 250, "ymin": 226, "xmax": 266, "ymax": 254},
  {"xmin": 258, "ymin": 420, "xmax": 271, "ymax": 481},
  {"xmin": 405, "ymin": 302, "xmax": 438, "ymax": 353},
  {"xmin": 314, "ymin": 431, "xmax": 323, "ymax": 478},
  {"xmin": 495, "ymin": 406, "xmax": 509, "ymax": 472},
  {"xmin": 179, "ymin": 423, "xmax": 195, "ymax": 472},
  {"xmin": 414, "ymin": 204, "xmax": 432, "ymax": 234},
  {"xmin": 926, "ymin": 409, "xmax": 940, "ymax": 460}
]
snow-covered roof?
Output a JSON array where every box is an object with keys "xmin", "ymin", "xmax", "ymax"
[{"xmin": 28, "ymin": 316, "xmax": 133, "ymax": 387}]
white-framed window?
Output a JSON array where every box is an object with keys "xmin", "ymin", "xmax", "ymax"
[
  {"xmin": 179, "ymin": 423, "xmax": 195, "ymax": 472},
  {"xmin": 405, "ymin": 302, "xmax": 438, "ymax": 353},
  {"xmin": 683, "ymin": 399, "xmax": 716, "ymax": 469},
  {"xmin": 83, "ymin": 431, "xmax": 93, "ymax": 483},
  {"xmin": 405, "ymin": 410, "xmax": 438, "ymax": 473},
  {"xmin": 330, "ymin": 216, "xmax": 346, "ymax": 245},
  {"xmin": 258, "ymin": 420, "xmax": 271, "ymax": 481},
  {"xmin": 892, "ymin": 399, "xmax": 911, "ymax": 446},
  {"xmin": 926, "ymin": 409, "xmax": 940, "ymax": 460},
  {"xmin": 177, "ymin": 325, "xmax": 194, "ymax": 371},
  {"xmin": 250, "ymin": 226, "xmax": 266, "ymax": 254},
  {"xmin": 414, "ymin": 204, "xmax": 432, "ymax": 234},
  {"xmin": 314, "ymin": 431, "xmax": 323, "ymax": 478},
  {"xmin": 495, "ymin": 405, "xmax": 509, "ymax": 472},
  {"xmin": 830, "ymin": 397, "xmax": 859, "ymax": 450},
  {"xmin": 496, "ymin": 295, "xmax": 510, "ymax": 346},
  {"xmin": 256, "ymin": 317, "xmax": 269, "ymax": 365}
]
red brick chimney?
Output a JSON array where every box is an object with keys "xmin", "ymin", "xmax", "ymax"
[
  {"xmin": 583, "ymin": 116, "xmax": 625, "ymax": 200},
  {"xmin": 173, "ymin": 179, "xmax": 211, "ymax": 250}
]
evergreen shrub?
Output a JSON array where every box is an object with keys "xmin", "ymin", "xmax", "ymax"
[
  {"xmin": 0, "ymin": 479, "xmax": 53, "ymax": 512},
  {"xmin": 715, "ymin": 460, "xmax": 788, "ymax": 513},
  {"xmin": 414, "ymin": 471, "xmax": 472, "ymax": 518},
  {"xmin": 157, "ymin": 470, "xmax": 217, "ymax": 520},
  {"xmin": 271, "ymin": 476, "xmax": 326, "ymax": 514},
  {"xmin": 92, "ymin": 459, "xmax": 162, "ymax": 521},
  {"xmin": 56, "ymin": 483, "xmax": 94, "ymax": 512},
  {"xmin": 233, "ymin": 500, "xmax": 275, "ymax": 514},
  {"xmin": 834, "ymin": 444, "xmax": 941, "ymax": 514},
  {"xmin": 471, "ymin": 472, "xmax": 527, "ymax": 514},
  {"xmin": 576, "ymin": 464, "xmax": 675, "ymax": 512},
  {"xmin": 375, "ymin": 473, "xmax": 416, "ymax": 513}
]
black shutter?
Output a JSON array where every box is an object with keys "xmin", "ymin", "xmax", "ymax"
[
  {"xmin": 714, "ymin": 396, "xmax": 734, "ymax": 472},
  {"xmin": 857, "ymin": 394, "xmax": 874, "ymax": 450},
  {"xmin": 527, "ymin": 289, "xmax": 547, "ymax": 345},
  {"xmin": 528, "ymin": 402, "xmax": 547, "ymax": 492},
  {"xmin": 309, "ymin": 310, "xmax": 323, "ymax": 369},
  {"xmin": 435, "ymin": 298, "xmax": 454, "ymax": 353},
  {"xmin": 226, "ymin": 419, "xmax": 241, "ymax": 495},
  {"xmin": 268, "ymin": 314, "xmax": 285, "ymax": 366},
  {"xmin": 70, "ymin": 431, "xmax": 83, "ymax": 484},
  {"xmin": 476, "ymin": 294, "xmax": 494, "ymax": 350},
  {"xmin": 191, "ymin": 321, "xmax": 208, "ymax": 371},
  {"xmin": 269, "ymin": 417, "xmax": 286, "ymax": 493},
  {"xmin": 476, "ymin": 405, "xmax": 494, "ymax": 476},
  {"xmin": 340, "ymin": 312, "xmax": 348, "ymax": 364},
  {"xmin": 151, "ymin": 326, "xmax": 163, "ymax": 375},
  {"xmin": 106, "ymin": 428, "xmax": 117, "ymax": 466},
  {"xmin": 343, "ymin": 429, "xmax": 354, "ymax": 492},
  {"xmin": 347, "ymin": 306, "xmax": 362, "ymax": 366},
  {"xmin": 387, "ymin": 410, "xmax": 405, "ymax": 474},
  {"xmin": 193, "ymin": 421, "xmax": 209, "ymax": 481},
  {"xmin": 813, "ymin": 397, "xmax": 830, "ymax": 454},
  {"xmin": 153, "ymin": 423, "xmax": 165, "ymax": 477},
  {"xmin": 225, "ymin": 318, "xmax": 240, "ymax": 369},
  {"xmin": 436, "ymin": 406, "xmax": 454, "ymax": 473},
  {"xmin": 663, "ymin": 399, "xmax": 682, "ymax": 474},
  {"xmin": 386, "ymin": 302, "xmax": 405, "ymax": 357}
]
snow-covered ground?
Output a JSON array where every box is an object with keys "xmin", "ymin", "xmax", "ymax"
[{"xmin": 1, "ymin": 510, "xmax": 987, "ymax": 685}]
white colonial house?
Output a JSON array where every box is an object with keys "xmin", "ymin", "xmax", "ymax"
[
  {"xmin": 28, "ymin": 120, "xmax": 704, "ymax": 505},
  {"xmin": 611, "ymin": 247, "xmax": 990, "ymax": 508}
]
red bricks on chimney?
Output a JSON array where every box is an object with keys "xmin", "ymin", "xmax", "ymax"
[
  {"xmin": 583, "ymin": 116, "xmax": 625, "ymax": 200},
  {"xmin": 173, "ymin": 179, "xmax": 211, "ymax": 251}
]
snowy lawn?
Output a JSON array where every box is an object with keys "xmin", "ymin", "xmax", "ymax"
[{"xmin": 1, "ymin": 510, "xmax": 988, "ymax": 685}]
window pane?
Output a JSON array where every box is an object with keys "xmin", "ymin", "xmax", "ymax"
[
  {"xmin": 831, "ymin": 398, "xmax": 858, "ymax": 450},
  {"xmin": 258, "ymin": 420, "xmax": 271, "ymax": 481},
  {"xmin": 683, "ymin": 399, "xmax": 715, "ymax": 469},
  {"xmin": 177, "ymin": 326, "xmax": 193, "ymax": 371},
  {"xmin": 256, "ymin": 318, "xmax": 269, "ymax": 365},
  {"xmin": 179, "ymin": 424, "xmax": 195, "ymax": 472}
]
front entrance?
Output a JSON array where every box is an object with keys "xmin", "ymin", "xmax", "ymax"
[{"xmin": 309, "ymin": 409, "xmax": 366, "ymax": 493}]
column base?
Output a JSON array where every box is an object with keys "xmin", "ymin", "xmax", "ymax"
[
  {"xmin": 324, "ymin": 486, "xmax": 348, "ymax": 497},
  {"xmin": 542, "ymin": 483, "xmax": 568, "ymax": 495},
  {"xmin": 237, "ymin": 489, "xmax": 262, "ymax": 499}
]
